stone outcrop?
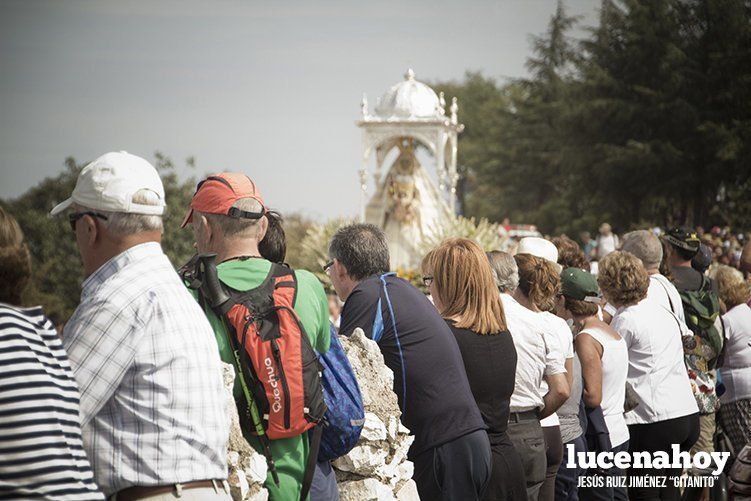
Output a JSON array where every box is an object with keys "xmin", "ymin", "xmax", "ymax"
[
  {"xmin": 333, "ymin": 329, "xmax": 419, "ymax": 500},
  {"xmin": 223, "ymin": 327, "xmax": 419, "ymax": 500},
  {"xmin": 222, "ymin": 363, "xmax": 269, "ymax": 501}
]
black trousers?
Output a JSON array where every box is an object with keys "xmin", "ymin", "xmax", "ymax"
[
  {"xmin": 413, "ymin": 429, "xmax": 493, "ymax": 501},
  {"xmin": 627, "ymin": 413, "xmax": 700, "ymax": 501},
  {"xmin": 483, "ymin": 432, "xmax": 528, "ymax": 501}
]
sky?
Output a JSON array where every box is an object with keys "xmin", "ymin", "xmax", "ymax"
[{"xmin": 0, "ymin": 0, "xmax": 600, "ymax": 220}]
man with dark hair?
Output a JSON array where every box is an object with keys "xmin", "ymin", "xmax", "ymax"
[
  {"xmin": 258, "ymin": 210, "xmax": 286, "ymax": 264},
  {"xmin": 327, "ymin": 223, "xmax": 491, "ymax": 501},
  {"xmin": 664, "ymin": 226, "xmax": 723, "ymax": 470}
]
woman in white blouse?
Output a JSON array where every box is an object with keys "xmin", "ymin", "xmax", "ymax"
[
  {"xmin": 714, "ymin": 265, "xmax": 751, "ymax": 470},
  {"xmin": 598, "ymin": 251, "xmax": 699, "ymax": 501}
]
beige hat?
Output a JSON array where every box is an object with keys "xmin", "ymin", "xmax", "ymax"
[{"xmin": 50, "ymin": 151, "xmax": 165, "ymax": 216}]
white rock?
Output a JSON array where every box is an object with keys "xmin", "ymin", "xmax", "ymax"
[
  {"xmin": 398, "ymin": 461, "xmax": 414, "ymax": 483},
  {"xmin": 227, "ymin": 468, "xmax": 249, "ymax": 501},
  {"xmin": 333, "ymin": 444, "xmax": 389, "ymax": 475},
  {"xmin": 360, "ymin": 412, "xmax": 388, "ymax": 442},
  {"xmin": 227, "ymin": 451, "xmax": 240, "ymax": 468},
  {"xmin": 339, "ymin": 478, "xmax": 397, "ymax": 501},
  {"xmin": 395, "ymin": 479, "xmax": 420, "ymax": 501},
  {"xmin": 387, "ymin": 416, "xmax": 400, "ymax": 441},
  {"xmin": 246, "ymin": 488, "xmax": 269, "ymax": 501},
  {"xmin": 243, "ymin": 451, "xmax": 268, "ymax": 485},
  {"xmin": 389, "ymin": 434, "xmax": 414, "ymax": 467}
]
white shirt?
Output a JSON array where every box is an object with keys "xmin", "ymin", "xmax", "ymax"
[
  {"xmin": 538, "ymin": 312, "xmax": 574, "ymax": 427},
  {"xmin": 597, "ymin": 234, "xmax": 619, "ymax": 259},
  {"xmin": 720, "ymin": 304, "xmax": 751, "ymax": 403},
  {"xmin": 502, "ymin": 294, "xmax": 566, "ymax": 412},
  {"xmin": 579, "ymin": 326, "xmax": 630, "ymax": 447},
  {"xmin": 647, "ymin": 274, "xmax": 686, "ymax": 323},
  {"xmin": 611, "ymin": 300, "xmax": 698, "ymax": 425},
  {"xmin": 64, "ymin": 242, "xmax": 229, "ymax": 495}
]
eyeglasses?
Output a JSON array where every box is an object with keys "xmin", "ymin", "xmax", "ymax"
[
  {"xmin": 422, "ymin": 276, "xmax": 434, "ymax": 287},
  {"xmin": 323, "ymin": 260, "xmax": 334, "ymax": 272},
  {"xmin": 68, "ymin": 211, "xmax": 108, "ymax": 232}
]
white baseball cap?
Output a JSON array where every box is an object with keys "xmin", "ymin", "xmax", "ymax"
[
  {"xmin": 50, "ymin": 151, "xmax": 166, "ymax": 216},
  {"xmin": 517, "ymin": 237, "xmax": 559, "ymax": 266}
]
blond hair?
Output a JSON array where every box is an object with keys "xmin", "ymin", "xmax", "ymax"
[
  {"xmin": 422, "ymin": 238, "xmax": 507, "ymax": 334},
  {"xmin": 514, "ymin": 253, "xmax": 561, "ymax": 310},
  {"xmin": 597, "ymin": 251, "xmax": 649, "ymax": 307},
  {"xmin": 712, "ymin": 265, "xmax": 750, "ymax": 310}
]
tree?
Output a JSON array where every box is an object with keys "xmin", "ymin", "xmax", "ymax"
[
  {"xmin": 2, "ymin": 153, "xmax": 198, "ymax": 323},
  {"xmin": 432, "ymin": 0, "xmax": 751, "ymax": 234}
]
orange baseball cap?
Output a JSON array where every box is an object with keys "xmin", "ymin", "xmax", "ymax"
[{"xmin": 181, "ymin": 172, "xmax": 266, "ymax": 228}]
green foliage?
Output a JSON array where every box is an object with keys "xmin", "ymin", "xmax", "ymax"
[
  {"xmin": 152, "ymin": 153, "xmax": 199, "ymax": 269},
  {"xmin": 2, "ymin": 153, "xmax": 198, "ymax": 323},
  {"xmin": 433, "ymin": 0, "xmax": 751, "ymax": 235},
  {"xmin": 282, "ymin": 213, "xmax": 316, "ymax": 269},
  {"xmin": 298, "ymin": 217, "xmax": 356, "ymax": 288},
  {"xmin": 419, "ymin": 215, "xmax": 508, "ymax": 256}
]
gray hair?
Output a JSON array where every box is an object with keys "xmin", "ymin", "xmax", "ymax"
[
  {"xmin": 329, "ymin": 223, "xmax": 390, "ymax": 280},
  {"xmin": 622, "ymin": 230, "xmax": 663, "ymax": 271},
  {"xmin": 80, "ymin": 189, "xmax": 163, "ymax": 236},
  {"xmin": 487, "ymin": 250, "xmax": 519, "ymax": 293},
  {"xmin": 200, "ymin": 198, "xmax": 265, "ymax": 239}
]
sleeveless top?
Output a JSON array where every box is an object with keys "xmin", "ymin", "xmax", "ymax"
[
  {"xmin": 557, "ymin": 354, "xmax": 584, "ymax": 443},
  {"xmin": 579, "ymin": 326, "xmax": 630, "ymax": 447}
]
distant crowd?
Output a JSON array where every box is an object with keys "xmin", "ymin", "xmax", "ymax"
[{"xmin": 1, "ymin": 151, "xmax": 750, "ymax": 501}]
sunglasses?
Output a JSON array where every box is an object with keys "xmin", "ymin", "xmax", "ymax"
[
  {"xmin": 422, "ymin": 276, "xmax": 434, "ymax": 287},
  {"xmin": 68, "ymin": 211, "xmax": 108, "ymax": 232},
  {"xmin": 323, "ymin": 260, "xmax": 334, "ymax": 272}
]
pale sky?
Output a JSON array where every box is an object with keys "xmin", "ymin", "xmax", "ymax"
[{"xmin": 0, "ymin": 0, "xmax": 599, "ymax": 220}]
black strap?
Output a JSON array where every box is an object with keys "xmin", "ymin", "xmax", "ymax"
[
  {"xmin": 300, "ymin": 424, "xmax": 323, "ymax": 501},
  {"xmin": 654, "ymin": 276, "xmax": 676, "ymax": 313}
]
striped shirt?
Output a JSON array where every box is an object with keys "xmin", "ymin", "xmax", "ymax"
[
  {"xmin": 0, "ymin": 303, "xmax": 104, "ymax": 500},
  {"xmin": 63, "ymin": 242, "xmax": 229, "ymax": 496}
]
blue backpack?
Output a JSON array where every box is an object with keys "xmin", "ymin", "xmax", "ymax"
[{"xmin": 317, "ymin": 324, "xmax": 365, "ymax": 462}]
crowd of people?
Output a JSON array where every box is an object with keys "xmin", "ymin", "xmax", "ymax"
[{"xmin": 1, "ymin": 151, "xmax": 750, "ymax": 501}]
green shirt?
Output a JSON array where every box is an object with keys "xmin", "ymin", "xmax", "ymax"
[{"xmin": 196, "ymin": 259, "xmax": 330, "ymax": 500}]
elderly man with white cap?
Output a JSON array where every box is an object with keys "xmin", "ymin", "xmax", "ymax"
[
  {"xmin": 51, "ymin": 152, "xmax": 231, "ymax": 500},
  {"xmin": 516, "ymin": 237, "xmax": 574, "ymax": 501}
]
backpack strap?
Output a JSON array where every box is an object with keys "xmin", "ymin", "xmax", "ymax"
[
  {"xmin": 716, "ymin": 314, "xmax": 729, "ymax": 368},
  {"xmin": 195, "ymin": 261, "xmax": 282, "ymax": 486},
  {"xmin": 663, "ymin": 305, "xmax": 688, "ymax": 338},
  {"xmin": 300, "ymin": 424, "xmax": 324, "ymax": 501},
  {"xmin": 653, "ymin": 276, "xmax": 676, "ymax": 313}
]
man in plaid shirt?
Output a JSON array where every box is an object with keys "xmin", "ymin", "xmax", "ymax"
[{"xmin": 52, "ymin": 151, "xmax": 231, "ymax": 500}]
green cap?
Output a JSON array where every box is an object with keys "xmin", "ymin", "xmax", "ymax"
[{"xmin": 561, "ymin": 267, "xmax": 600, "ymax": 303}]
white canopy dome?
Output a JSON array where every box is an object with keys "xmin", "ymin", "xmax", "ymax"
[{"xmin": 374, "ymin": 69, "xmax": 441, "ymax": 119}]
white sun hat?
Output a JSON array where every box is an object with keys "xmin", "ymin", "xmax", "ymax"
[
  {"xmin": 517, "ymin": 237, "xmax": 561, "ymax": 270},
  {"xmin": 50, "ymin": 151, "xmax": 165, "ymax": 216}
]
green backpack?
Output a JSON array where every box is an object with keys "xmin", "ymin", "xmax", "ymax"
[{"xmin": 678, "ymin": 274, "xmax": 723, "ymax": 371}]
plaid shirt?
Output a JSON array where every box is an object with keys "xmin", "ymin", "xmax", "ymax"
[{"xmin": 63, "ymin": 242, "xmax": 228, "ymax": 496}]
